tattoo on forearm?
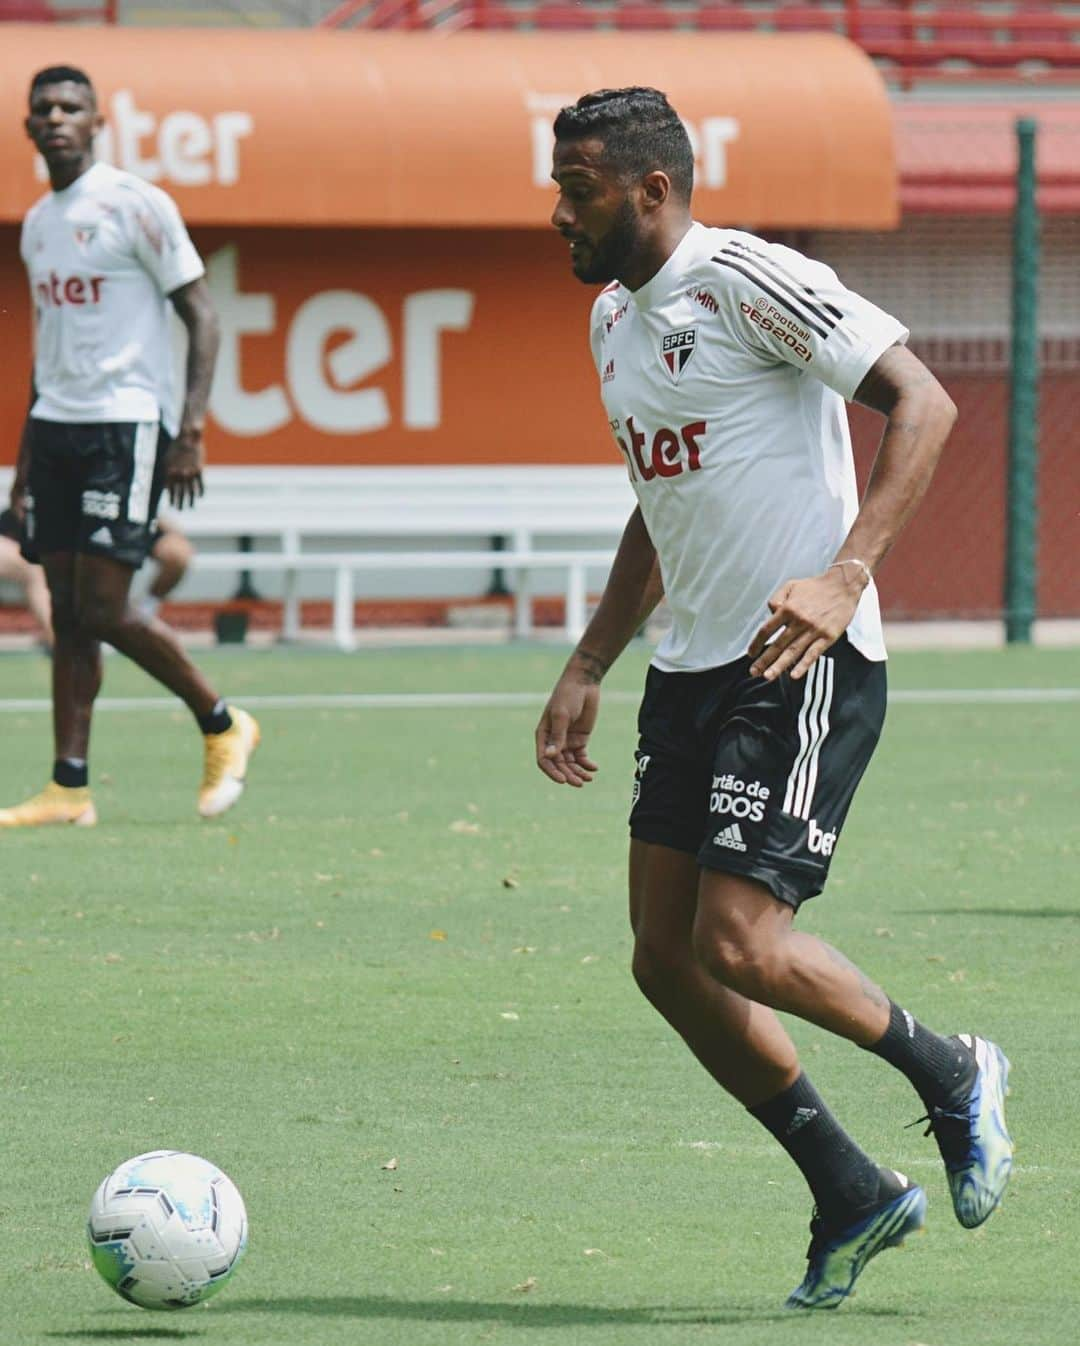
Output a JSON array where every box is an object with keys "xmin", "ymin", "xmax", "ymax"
[
  {"xmin": 823, "ymin": 943, "xmax": 890, "ymax": 1010},
  {"xmin": 573, "ymin": 649, "xmax": 609, "ymax": 684}
]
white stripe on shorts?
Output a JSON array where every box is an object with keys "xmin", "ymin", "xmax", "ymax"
[
  {"xmin": 783, "ymin": 656, "xmax": 835, "ymax": 821},
  {"xmin": 127, "ymin": 421, "xmax": 158, "ymax": 525}
]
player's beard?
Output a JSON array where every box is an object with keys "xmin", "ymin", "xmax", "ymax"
[{"xmin": 572, "ymin": 197, "xmax": 644, "ymax": 285}]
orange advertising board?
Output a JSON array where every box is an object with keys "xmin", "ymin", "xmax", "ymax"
[
  {"xmin": 0, "ymin": 225, "xmax": 615, "ymax": 465},
  {"xmin": 0, "ymin": 27, "xmax": 898, "ymax": 230}
]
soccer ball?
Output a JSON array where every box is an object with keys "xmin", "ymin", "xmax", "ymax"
[{"xmin": 87, "ymin": 1150, "xmax": 248, "ymax": 1310}]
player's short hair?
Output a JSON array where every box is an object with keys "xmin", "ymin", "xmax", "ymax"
[
  {"xmin": 29, "ymin": 65, "xmax": 96, "ymax": 108},
  {"xmin": 553, "ymin": 87, "xmax": 694, "ymax": 201}
]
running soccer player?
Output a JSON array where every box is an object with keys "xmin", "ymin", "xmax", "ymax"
[
  {"xmin": 536, "ymin": 88, "xmax": 1012, "ymax": 1309},
  {"xmin": 1, "ymin": 66, "xmax": 258, "ymax": 827}
]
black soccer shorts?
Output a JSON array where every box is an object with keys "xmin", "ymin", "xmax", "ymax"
[
  {"xmin": 23, "ymin": 419, "xmax": 170, "ymax": 568},
  {"xmin": 628, "ymin": 635, "xmax": 887, "ymax": 909}
]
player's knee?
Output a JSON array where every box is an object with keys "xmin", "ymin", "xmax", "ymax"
[
  {"xmin": 152, "ymin": 532, "xmax": 193, "ymax": 586},
  {"xmin": 48, "ymin": 586, "xmax": 79, "ymax": 638},
  {"xmin": 693, "ymin": 925, "xmax": 778, "ymax": 999},
  {"xmin": 50, "ymin": 599, "xmax": 79, "ymax": 640},
  {"xmin": 631, "ymin": 932, "xmax": 692, "ymax": 1006},
  {"xmin": 77, "ymin": 591, "xmax": 127, "ymax": 641}
]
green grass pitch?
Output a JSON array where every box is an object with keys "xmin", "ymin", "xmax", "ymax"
[{"xmin": 1, "ymin": 642, "xmax": 1077, "ymax": 1345}]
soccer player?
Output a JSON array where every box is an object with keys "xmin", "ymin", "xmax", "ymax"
[
  {"xmin": 0, "ymin": 505, "xmax": 52, "ymax": 646},
  {"xmin": 536, "ymin": 88, "xmax": 1013, "ymax": 1309},
  {"xmin": 0, "ymin": 510, "xmax": 194, "ymax": 647},
  {"xmin": 1, "ymin": 66, "xmax": 258, "ymax": 827},
  {"xmin": 138, "ymin": 517, "xmax": 195, "ymax": 621}
]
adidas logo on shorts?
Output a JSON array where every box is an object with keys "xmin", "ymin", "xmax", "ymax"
[{"xmin": 713, "ymin": 822, "xmax": 748, "ymax": 852}]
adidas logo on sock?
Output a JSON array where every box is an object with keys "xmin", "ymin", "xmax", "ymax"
[
  {"xmin": 713, "ymin": 822, "xmax": 747, "ymax": 852},
  {"xmin": 786, "ymin": 1106, "xmax": 819, "ymax": 1136}
]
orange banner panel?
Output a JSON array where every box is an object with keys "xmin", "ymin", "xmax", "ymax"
[
  {"xmin": 0, "ymin": 225, "xmax": 614, "ymax": 466},
  {"xmin": 0, "ymin": 28, "xmax": 898, "ymax": 230}
]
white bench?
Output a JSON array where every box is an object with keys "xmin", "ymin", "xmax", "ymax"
[
  {"xmin": 192, "ymin": 547, "xmax": 617, "ymax": 648},
  {"xmin": 0, "ymin": 464, "xmax": 635, "ymax": 646}
]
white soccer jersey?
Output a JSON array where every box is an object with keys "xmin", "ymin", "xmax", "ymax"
[
  {"xmin": 20, "ymin": 161, "xmax": 204, "ymax": 435},
  {"xmin": 590, "ymin": 222, "xmax": 908, "ymax": 671}
]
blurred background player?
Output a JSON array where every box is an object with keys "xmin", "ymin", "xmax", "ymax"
[
  {"xmin": 0, "ymin": 65, "xmax": 257, "ymax": 828},
  {"xmin": 138, "ymin": 516, "xmax": 194, "ymax": 622},
  {"xmin": 0, "ymin": 504, "xmax": 52, "ymax": 646},
  {"xmin": 0, "ymin": 510, "xmax": 193, "ymax": 647}
]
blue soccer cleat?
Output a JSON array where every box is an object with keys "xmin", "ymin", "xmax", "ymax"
[
  {"xmin": 785, "ymin": 1176, "xmax": 927, "ymax": 1310},
  {"xmin": 916, "ymin": 1034, "xmax": 1013, "ymax": 1229}
]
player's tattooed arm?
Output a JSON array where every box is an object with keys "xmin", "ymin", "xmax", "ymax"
[{"xmin": 570, "ymin": 649, "xmax": 610, "ymax": 684}]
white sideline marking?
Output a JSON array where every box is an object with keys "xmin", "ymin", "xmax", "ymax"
[{"xmin": 0, "ymin": 687, "xmax": 1076, "ymax": 713}]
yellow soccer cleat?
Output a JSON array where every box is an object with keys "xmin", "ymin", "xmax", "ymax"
[
  {"xmin": 198, "ymin": 707, "xmax": 260, "ymax": 818},
  {"xmin": 0, "ymin": 781, "xmax": 97, "ymax": 828}
]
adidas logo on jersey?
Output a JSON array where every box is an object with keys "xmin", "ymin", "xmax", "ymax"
[
  {"xmin": 713, "ymin": 822, "xmax": 747, "ymax": 852},
  {"xmin": 88, "ymin": 526, "xmax": 113, "ymax": 548},
  {"xmin": 601, "ymin": 358, "xmax": 615, "ymax": 384}
]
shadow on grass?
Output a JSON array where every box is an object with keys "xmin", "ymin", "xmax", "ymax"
[
  {"xmin": 906, "ymin": 907, "xmax": 1080, "ymax": 920},
  {"xmin": 215, "ymin": 1293, "xmax": 914, "ymax": 1327},
  {"xmin": 45, "ymin": 1331, "xmax": 201, "ymax": 1342}
]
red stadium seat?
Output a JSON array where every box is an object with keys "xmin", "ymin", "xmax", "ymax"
[
  {"xmin": 614, "ymin": 4, "xmax": 678, "ymax": 29},
  {"xmin": 0, "ymin": 0, "xmax": 61, "ymax": 15},
  {"xmin": 534, "ymin": 3, "xmax": 606, "ymax": 29},
  {"xmin": 773, "ymin": 5, "xmax": 842, "ymax": 33},
  {"xmin": 691, "ymin": 3, "xmax": 758, "ymax": 32}
]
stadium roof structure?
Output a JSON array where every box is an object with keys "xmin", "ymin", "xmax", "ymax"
[{"xmin": 0, "ymin": 26, "xmax": 899, "ymax": 230}]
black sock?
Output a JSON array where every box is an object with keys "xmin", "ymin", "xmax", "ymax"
[
  {"xmin": 53, "ymin": 758, "xmax": 88, "ymax": 789},
  {"xmin": 749, "ymin": 1073, "xmax": 898, "ymax": 1228},
  {"xmin": 864, "ymin": 1000, "xmax": 976, "ymax": 1111},
  {"xmin": 197, "ymin": 699, "xmax": 233, "ymax": 735}
]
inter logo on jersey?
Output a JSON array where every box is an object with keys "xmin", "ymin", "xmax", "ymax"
[{"xmin": 661, "ymin": 328, "xmax": 696, "ymax": 382}]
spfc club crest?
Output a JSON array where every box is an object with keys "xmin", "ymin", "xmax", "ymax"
[
  {"xmin": 661, "ymin": 328, "xmax": 696, "ymax": 382},
  {"xmin": 73, "ymin": 224, "xmax": 98, "ymax": 249}
]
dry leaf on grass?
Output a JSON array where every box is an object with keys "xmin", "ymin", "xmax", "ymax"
[
  {"xmin": 449, "ymin": 820, "xmax": 481, "ymax": 835},
  {"xmin": 381, "ymin": 1157, "xmax": 399, "ymax": 1171},
  {"xmin": 512, "ymin": 1276, "xmax": 538, "ymax": 1294}
]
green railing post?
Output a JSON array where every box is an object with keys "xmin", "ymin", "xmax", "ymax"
[{"xmin": 1005, "ymin": 117, "xmax": 1040, "ymax": 644}]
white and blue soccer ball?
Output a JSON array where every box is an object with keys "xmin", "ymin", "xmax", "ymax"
[{"xmin": 87, "ymin": 1150, "xmax": 248, "ymax": 1310}]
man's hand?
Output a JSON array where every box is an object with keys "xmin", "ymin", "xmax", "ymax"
[
  {"xmin": 535, "ymin": 658, "xmax": 604, "ymax": 786},
  {"xmin": 164, "ymin": 427, "xmax": 205, "ymax": 509},
  {"xmin": 748, "ymin": 565, "xmax": 867, "ymax": 682}
]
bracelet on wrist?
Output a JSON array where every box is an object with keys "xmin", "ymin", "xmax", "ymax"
[{"xmin": 828, "ymin": 558, "xmax": 873, "ymax": 586}]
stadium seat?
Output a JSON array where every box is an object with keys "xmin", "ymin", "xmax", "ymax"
[
  {"xmin": 772, "ymin": 5, "xmax": 842, "ymax": 33},
  {"xmin": 0, "ymin": 0, "xmax": 60, "ymax": 16},
  {"xmin": 614, "ymin": 4, "xmax": 679, "ymax": 29},
  {"xmin": 534, "ymin": 4, "xmax": 606, "ymax": 29},
  {"xmin": 691, "ymin": 5, "xmax": 759, "ymax": 33}
]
